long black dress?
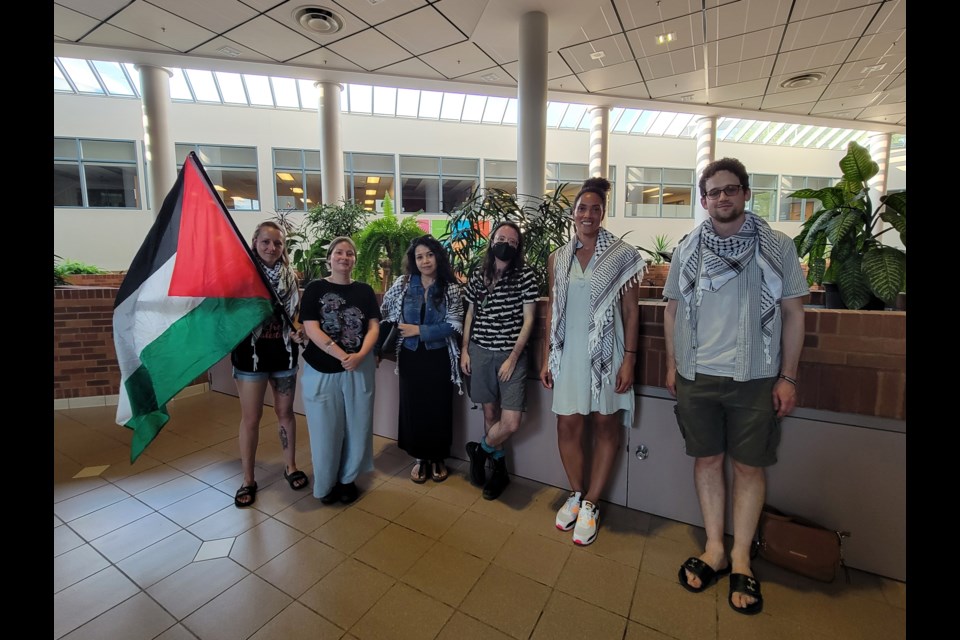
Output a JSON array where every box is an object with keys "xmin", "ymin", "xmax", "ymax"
[{"xmin": 396, "ymin": 301, "xmax": 453, "ymax": 461}]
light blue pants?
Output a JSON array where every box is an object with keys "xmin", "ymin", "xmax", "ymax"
[{"xmin": 302, "ymin": 358, "xmax": 376, "ymax": 499}]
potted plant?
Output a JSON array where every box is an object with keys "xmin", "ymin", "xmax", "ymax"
[
  {"xmin": 440, "ymin": 186, "xmax": 573, "ymax": 296},
  {"xmin": 282, "ymin": 199, "xmax": 371, "ymax": 286},
  {"xmin": 635, "ymin": 233, "xmax": 673, "ymax": 287},
  {"xmin": 353, "ymin": 193, "xmax": 425, "ymax": 291},
  {"xmin": 792, "ymin": 141, "xmax": 906, "ymax": 310}
]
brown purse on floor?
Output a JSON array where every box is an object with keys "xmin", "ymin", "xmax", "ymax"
[{"xmin": 754, "ymin": 505, "xmax": 851, "ymax": 583}]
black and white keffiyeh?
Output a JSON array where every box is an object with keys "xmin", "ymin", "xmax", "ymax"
[
  {"xmin": 548, "ymin": 227, "xmax": 645, "ymax": 399},
  {"xmin": 380, "ymin": 275, "xmax": 464, "ymax": 392},
  {"xmin": 673, "ymin": 211, "xmax": 784, "ymax": 363},
  {"xmin": 250, "ymin": 259, "xmax": 300, "ymax": 370}
]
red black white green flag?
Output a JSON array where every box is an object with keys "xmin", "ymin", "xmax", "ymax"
[{"xmin": 114, "ymin": 152, "xmax": 274, "ymax": 462}]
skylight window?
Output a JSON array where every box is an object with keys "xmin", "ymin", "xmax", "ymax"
[
  {"xmin": 482, "ymin": 96, "xmax": 508, "ymax": 123},
  {"xmin": 646, "ymin": 111, "xmax": 676, "ymax": 136},
  {"xmin": 462, "ymin": 95, "xmax": 486, "ymax": 121},
  {"xmin": 502, "ymin": 98, "xmax": 518, "ymax": 125},
  {"xmin": 60, "ymin": 58, "xmax": 102, "ymax": 93},
  {"xmin": 631, "ymin": 111, "xmax": 656, "ymax": 134},
  {"xmin": 245, "ymin": 75, "xmax": 273, "ymax": 106},
  {"xmin": 545, "ymin": 102, "xmax": 567, "ymax": 128},
  {"xmin": 613, "ymin": 109, "xmax": 641, "ymax": 132},
  {"xmin": 92, "ymin": 61, "xmax": 134, "ymax": 96},
  {"xmin": 419, "ymin": 91, "xmax": 443, "ymax": 118},
  {"xmin": 559, "ymin": 104, "xmax": 586, "ymax": 129},
  {"xmin": 272, "ymin": 77, "xmax": 299, "ymax": 108},
  {"xmin": 168, "ymin": 68, "xmax": 193, "ymax": 100},
  {"xmin": 298, "ymin": 79, "xmax": 319, "ymax": 109},
  {"xmin": 215, "ymin": 72, "xmax": 247, "ymax": 104},
  {"xmin": 54, "ymin": 62, "xmax": 71, "ymax": 92},
  {"xmin": 440, "ymin": 93, "xmax": 465, "ymax": 120},
  {"xmin": 185, "ymin": 69, "xmax": 219, "ymax": 102},
  {"xmin": 396, "ymin": 88, "xmax": 420, "ymax": 117},
  {"xmin": 373, "ymin": 86, "xmax": 397, "ymax": 115},
  {"xmin": 349, "ymin": 84, "xmax": 373, "ymax": 113}
]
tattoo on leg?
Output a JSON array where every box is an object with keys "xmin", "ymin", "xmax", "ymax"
[
  {"xmin": 273, "ymin": 376, "xmax": 295, "ymax": 395},
  {"xmin": 279, "ymin": 425, "xmax": 289, "ymax": 450}
]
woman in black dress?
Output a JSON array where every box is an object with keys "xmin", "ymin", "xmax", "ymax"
[{"xmin": 380, "ymin": 236, "xmax": 463, "ymax": 483}]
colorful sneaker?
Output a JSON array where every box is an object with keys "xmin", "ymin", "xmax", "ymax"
[
  {"xmin": 555, "ymin": 491, "xmax": 582, "ymax": 531},
  {"xmin": 573, "ymin": 500, "xmax": 599, "ymax": 546}
]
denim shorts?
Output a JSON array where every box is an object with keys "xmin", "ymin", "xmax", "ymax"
[{"xmin": 232, "ymin": 366, "xmax": 298, "ymax": 383}]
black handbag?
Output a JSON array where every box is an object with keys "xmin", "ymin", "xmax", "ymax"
[{"xmin": 376, "ymin": 320, "xmax": 400, "ymax": 361}]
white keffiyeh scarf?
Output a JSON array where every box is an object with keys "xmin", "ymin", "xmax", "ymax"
[
  {"xmin": 250, "ymin": 259, "xmax": 300, "ymax": 370},
  {"xmin": 548, "ymin": 227, "xmax": 645, "ymax": 399},
  {"xmin": 673, "ymin": 211, "xmax": 784, "ymax": 363}
]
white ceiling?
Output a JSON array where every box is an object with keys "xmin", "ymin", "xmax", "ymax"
[{"xmin": 53, "ymin": 0, "xmax": 906, "ymax": 132}]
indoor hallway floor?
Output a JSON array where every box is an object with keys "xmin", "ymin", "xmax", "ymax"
[{"xmin": 54, "ymin": 390, "xmax": 906, "ymax": 640}]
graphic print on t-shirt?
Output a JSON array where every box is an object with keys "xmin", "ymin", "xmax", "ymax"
[{"xmin": 320, "ymin": 292, "xmax": 366, "ymax": 353}]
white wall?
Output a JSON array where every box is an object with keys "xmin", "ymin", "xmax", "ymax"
[{"xmin": 54, "ymin": 94, "xmax": 906, "ymax": 269}]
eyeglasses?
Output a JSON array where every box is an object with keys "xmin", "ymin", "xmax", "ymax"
[{"xmin": 704, "ymin": 184, "xmax": 745, "ymax": 199}]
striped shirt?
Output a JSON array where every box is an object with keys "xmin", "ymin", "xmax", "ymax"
[
  {"xmin": 663, "ymin": 230, "xmax": 807, "ymax": 382},
  {"xmin": 464, "ymin": 265, "xmax": 539, "ymax": 351}
]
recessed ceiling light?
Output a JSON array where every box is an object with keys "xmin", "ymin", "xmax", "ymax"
[
  {"xmin": 590, "ymin": 51, "xmax": 606, "ymax": 60},
  {"xmin": 680, "ymin": 94, "xmax": 695, "ymax": 102},
  {"xmin": 216, "ymin": 45, "xmax": 241, "ymax": 58},
  {"xmin": 862, "ymin": 63, "xmax": 886, "ymax": 73},
  {"xmin": 655, "ymin": 32, "xmax": 676, "ymax": 45},
  {"xmin": 481, "ymin": 72, "xmax": 500, "ymax": 82},
  {"xmin": 780, "ymin": 72, "xmax": 825, "ymax": 89},
  {"xmin": 293, "ymin": 6, "xmax": 344, "ymax": 35}
]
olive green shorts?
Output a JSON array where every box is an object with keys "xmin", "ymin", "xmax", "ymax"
[{"xmin": 674, "ymin": 373, "xmax": 781, "ymax": 467}]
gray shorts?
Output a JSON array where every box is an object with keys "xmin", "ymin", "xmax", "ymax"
[
  {"xmin": 466, "ymin": 342, "xmax": 528, "ymax": 411},
  {"xmin": 674, "ymin": 373, "xmax": 781, "ymax": 467}
]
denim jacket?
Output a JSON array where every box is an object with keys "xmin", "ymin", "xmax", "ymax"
[{"xmin": 400, "ymin": 275, "xmax": 456, "ymax": 351}]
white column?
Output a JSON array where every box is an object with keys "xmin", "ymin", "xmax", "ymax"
[
  {"xmin": 316, "ymin": 82, "xmax": 345, "ymax": 205},
  {"xmin": 516, "ymin": 11, "xmax": 548, "ymax": 209},
  {"xmin": 135, "ymin": 64, "xmax": 176, "ymax": 218},
  {"xmin": 588, "ymin": 106, "xmax": 609, "ymax": 178},
  {"xmin": 867, "ymin": 132, "xmax": 893, "ymax": 239},
  {"xmin": 694, "ymin": 115, "xmax": 717, "ymax": 224}
]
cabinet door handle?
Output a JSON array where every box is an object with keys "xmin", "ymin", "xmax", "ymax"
[{"xmin": 635, "ymin": 444, "xmax": 649, "ymax": 460}]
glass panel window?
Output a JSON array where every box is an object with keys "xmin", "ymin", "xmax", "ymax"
[
  {"xmin": 273, "ymin": 148, "xmax": 321, "ymax": 211},
  {"xmin": 484, "ymin": 160, "xmax": 516, "ymax": 178},
  {"xmin": 779, "ymin": 175, "xmax": 836, "ymax": 222},
  {"xmin": 344, "ymin": 152, "xmax": 396, "ymax": 211},
  {"xmin": 179, "ymin": 143, "xmax": 259, "ymax": 211},
  {"xmin": 625, "ymin": 166, "xmax": 693, "ymax": 218},
  {"xmin": 400, "ymin": 155, "xmax": 479, "ymax": 214},
  {"xmin": 54, "ymin": 137, "xmax": 141, "ymax": 209},
  {"xmin": 747, "ymin": 172, "xmax": 778, "ymax": 220}
]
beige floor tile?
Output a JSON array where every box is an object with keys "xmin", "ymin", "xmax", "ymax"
[
  {"xmin": 555, "ymin": 548, "xmax": 639, "ymax": 616},
  {"xmin": 531, "ymin": 590, "xmax": 627, "ymax": 640},
  {"xmin": 187, "ymin": 503, "xmax": 269, "ymax": 541},
  {"xmin": 256, "ymin": 537, "xmax": 347, "ymax": 597},
  {"xmin": 353, "ymin": 481, "xmax": 422, "ymax": 521},
  {"xmin": 54, "ymin": 484, "xmax": 131, "ymax": 522},
  {"xmin": 353, "ymin": 523, "xmax": 435, "ymax": 578},
  {"xmin": 400, "ymin": 541, "xmax": 488, "ymax": 607},
  {"xmin": 493, "ymin": 529, "xmax": 572, "ymax": 587},
  {"xmin": 100, "ymin": 454, "xmax": 164, "ymax": 482},
  {"xmin": 167, "ymin": 448, "xmax": 233, "ymax": 474},
  {"xmin": 246, "ymin": 476, "xmax": 314, "ymax": 516},
  {"xmin": 648, "ymin": 514, "xmax": 706, "ymax": 546},
  {"xmin": 116, "ymin": 530, "xmax": 204, "ymax": 588},
  {"xmin": 153, "ymin": 624, "xmax": 196, "ymax": 640},
  {"xmin": 53, "ymin": 476, "xmax": 109, "ymax": 503},
  {"xmin": 61, "ymin": 592, "xmax": 176, "ymax": 640},
  {"xmin": 113, "ymin": 464, "xmax": 184, "ymax": 496},
  {"xmin": 373, "ymin": 450, "xmax": 415, "ymax": 477},
  {"xmin": 249, "ymin": 601, "xmax": 344, "ymax": 640},
  {"xmin": 147, "ymin": 556, "xmax": 249, "ymax": 619},
  {"xmin": 424, "ymin": 472, "xmax": 482, "ymax": 508},
  {"xmin": 54, "ymin": 524, "xmax": 87, "ymax": 557},
  {"xmin": 68, "ymin": 497, "xmax": 154, "ymax": 541},
  {"xmin": 393, "ymin": 495, "xmax": 465, "ymax": 539},
  {"xmin": 182, "ymin": 574, "xmax": 293, "ymax": 640},
  {"xmin": 311, "ymin": 508, "xmax": 390, "ymax": 555},
  {"xmin": 624, "ymin": 620, "xmax": 676, "ymax": 639},
  {"xmin": 435, "ymin": 612, "xmax": 514, "ymax": 640},
  {"xmin": 187, "ymin": 458, "xmax": 245, "ymax": 486},
  {"xmin": 229, "ymin": 517, "xmax": 305, "ymax": 570},
  {"xmin": 274, "ymin": 494, "xmax": 341, "ymax": 534},
  {"xmin": 90, "ymin": 512, "xmax": 182, "ymax": 563},
  {"xmin": 54, "ymin": 449, "xmax": 85, "ymax": 483},
  {"xmin": 629, "ymin": 571, "xmax": 718, "ymax": 640},
  {"xmin": 73, "ymin": 464, "xmax": 111, "ymax": 478},
  {"xmin": 439, "ymin": 509, "xmax": 514, "ymax": 561},
  {"xmin": 880, "ymin": 577, "xmax": 906, "ymax": 609},
  {"xmin": 639, "ymin": 534, "xmax": 701, "ymax": 583},
  {"xmin": 139, "ymin": 430, "xmax": 207, "ymax": 462},
  {"xmin": 299, "ymin": 558, "xmax": 395, "ymax": 629},
  {"xmin": 467, "ymin": 479, "xmax": 540, "ymax": 527},
  {"xmin": 460, "ymin": 564, "xmax": 551, "ymax": 640},
  {"xmin": 134, "ymin": 474, "xmax": 209, "ymax": 510},
  {"xmin": 717, "ymin": 604, "xmax": 834, "ymax": 640},
  {"xmin": 351, "ymin": 582, "xmax": 453, "ymax": 640},
  {"xmin": 160, "ymin": 487, "xmax": 234, "ymax": 527},
  {"xmin": 54, "ymin": 544, "xmax": 111, "ymax": 593},
  {"xmin": 514, "ymin": 491, "xmax": 568, "ymax": 537},
  {"xmin": 53, "ymin": 566, "xmax": 140, "ymax": 639}
]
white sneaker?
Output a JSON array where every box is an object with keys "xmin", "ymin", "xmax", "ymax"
[
  {"xmin": 555, "ymin": 491, "xmax": 582, "ymax": 531},
  {"xmin": 572, "ymin": 500, "xmax": 599, "ymax": 546}
]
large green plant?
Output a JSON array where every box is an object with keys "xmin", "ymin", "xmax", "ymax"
[
  {"xmin": 353, "ymin": 193, "xmax": 425, "ymax": 290},
  {"xmin": 636, "ymin": 233, "xmax": 674, "ymax": 264},
  {"xmin": 440, "ymin": 187, "xmax": 573, "ymax": 296},
  {"xmin": 282, "ymin": 200, "xmax": 371, "ymax": 285},
  {"xmin": 792, "ymin": 141, "xmax": 906, "ymax": 309},
  {"xmin": 54, "ymin": 257, "xmax": 104, "ymax": 285}
]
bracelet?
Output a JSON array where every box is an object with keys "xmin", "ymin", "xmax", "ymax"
[
  {"xmin": 624, "ymin": 349, "xmax": 637, "ymax": 354},
  {"xmin": 778, "ymin": 374, "xmax": 798, "ymax": 386}
]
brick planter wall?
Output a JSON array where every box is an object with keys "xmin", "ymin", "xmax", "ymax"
[{"xmin": 62, "ymin": 272, "xmax": 127, "ymax": 287}]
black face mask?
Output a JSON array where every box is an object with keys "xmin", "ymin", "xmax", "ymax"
[{"xmin": 490, "ymin": 242, "xmax": 518, "ymax": 262}]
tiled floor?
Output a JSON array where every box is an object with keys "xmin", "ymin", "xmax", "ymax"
[{"xmin": 54, "ymin": 391, "xmax": 907, "ymax": 640}]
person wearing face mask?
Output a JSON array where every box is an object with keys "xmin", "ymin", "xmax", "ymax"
[
  {"xmin": 540, "ymin": 177, "xmax": 645, "ymax": 546},
  {"xmin": 379, "ymin": 235, "xmax": 464, "ymax": 484},
  {"xmin": 461, "ymin": 221, "xmax": 539, "ymax": 500}
]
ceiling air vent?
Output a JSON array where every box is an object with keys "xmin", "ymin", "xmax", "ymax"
[
  {"xmin": 294, "ymin": 7, "xmax": 345, "ymax": 35},
  {"xmin": 780, "ymin": 72, "xmax": 825, "ymax": 89}
]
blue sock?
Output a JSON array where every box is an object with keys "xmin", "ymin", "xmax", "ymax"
[
  {"xmin": 480, "ymin": 436, "xmax": 496, "ymax": 454},
  {"xmin": 490, "ymin": 449, "xmax": 505, "ymax": 460}
]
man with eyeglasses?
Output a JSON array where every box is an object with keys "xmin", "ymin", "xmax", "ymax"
[{"xmin": 663, "ymin": 157, "xmax": 806, "ymax": 616}]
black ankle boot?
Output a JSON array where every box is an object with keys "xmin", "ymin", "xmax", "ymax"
[
  {"xmin": 465, "ymin": 441, "xmax": 489, "ymax": 487},
  {"xmin": 482, "ymin": 457, "xmax": 510, "ymax": 500}
]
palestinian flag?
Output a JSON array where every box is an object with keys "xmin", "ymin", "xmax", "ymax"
[{"xmin": 114, "ymin": 152, "xmax": 274, "ymax": 462}]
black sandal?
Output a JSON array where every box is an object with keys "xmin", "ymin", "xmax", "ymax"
[
  {"xmin": 234, "ymin": 482, "xmax": 258, "ymax": 508},
  {"xmin": 411, "ymin": 460, "xmax": 428, "ymax": 484},
  {"xmin": 283, "ymin": 469, "xmax": 309, "ymax": 491},
  {"xmin": 431, "ymin": 460, "xmax": 448, "ymax": 483}
]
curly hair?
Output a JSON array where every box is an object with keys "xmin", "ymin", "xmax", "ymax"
[{"xmin": 405, "ymin": 235, "xmax": 457, "ymax": 305}]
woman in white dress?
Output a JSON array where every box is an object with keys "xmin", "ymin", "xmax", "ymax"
[{"xmin": 539, "ymin": 177, "xmax": 645, "ymax": 546}]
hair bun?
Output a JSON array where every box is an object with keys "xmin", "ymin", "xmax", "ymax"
[{"xmin": 582, "ymin": 176, "xmax": 610, "ymax": 193}]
